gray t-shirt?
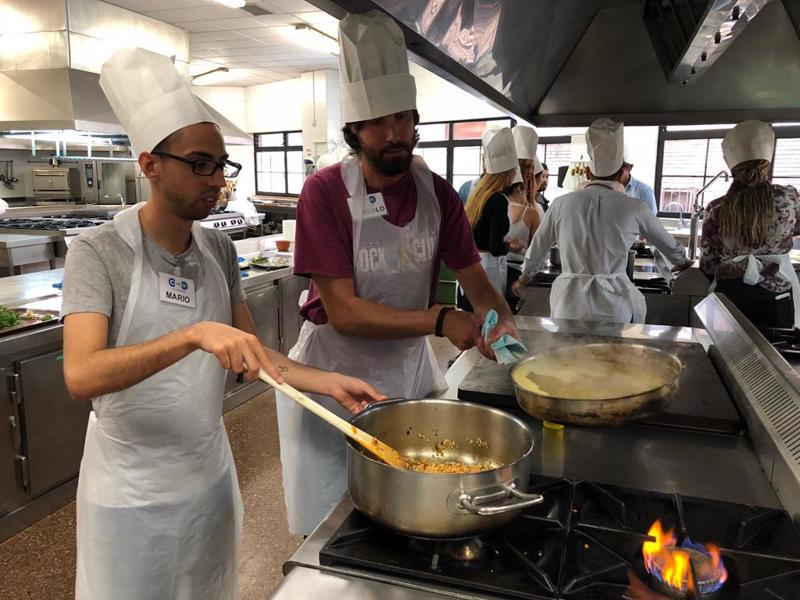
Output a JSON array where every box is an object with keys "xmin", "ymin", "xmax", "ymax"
[{"xmin": 62, "ymin": 221, "xmax": 245, "ymax": 346}]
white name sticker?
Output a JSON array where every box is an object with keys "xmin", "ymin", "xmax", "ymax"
[
  {"xmin": 159, "ymin": 272, "xmax": 197, "ymax": 308},
  {"xmin": 364, "ymin": 192, "xmax": 388, "ymax": 219}
]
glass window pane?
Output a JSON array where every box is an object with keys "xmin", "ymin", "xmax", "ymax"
[
  {"xmin": 452, "ymin": 175, "xmax": 476, "ymax": 194},
  {"xmin": 700, "ymin": 174, "xmax": 731, "ymax": 205},
  {"xmin": 659, "ymin": 176, "xmax": 704, "ymax": 212},
  {"xmin": 257, "ymin": 151, "xmax": 285, "ymax": 173},
  {"xmin": 417, "ymin": 123, "xmax": 448, "ymax": 142},
  {"xmin": 287, "ymin": 173, "xmax": 304, "ymax": 194},
  {"xmin": 416, "ymin": 147, "xmax": 447, "ymax": 175},
  {"xmin": 662, "ymin": 139, "xmax": 708, "ymax": 176},
  {"xmin": 257, "ymin": 133, "xmax": 284, "ymax": 147},
  {"xmin": 774, "ymin": 139, "xmax": 800, "ymax": 176},
  {"xmin": 287, "ymin": 132, "xmax": 303, "ymax": 146},
  {"xmin": 705, "ymin": 138, "xmax": 727, "ymax": 177},
  {"xmin": 286, "ymin": 151, "xmax": 303, "ymax": 173},
  {"xmin": 452, "ymin": 146, "xmax": 482, "ymax": 178},
  {"xmin": 774, "ymin": 177, "xmax": 800, "ymax": 189},
  {"xmin": 452, "ymin": 119, "xmax": 510, "ymax": 140},
  {"xmin": 270, "ymin": 173, "xmax": 286, "ymax": 193}
]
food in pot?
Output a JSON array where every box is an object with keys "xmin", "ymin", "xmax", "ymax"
[{"xmin": 401, "ymin": 456, "xmax": 499, "ymax": 474}]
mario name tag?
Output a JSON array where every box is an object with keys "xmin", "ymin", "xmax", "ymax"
[
  {"xmin": 159, "ymin": 272, "xmax": 196, "ymax": 308},
  {"xmin": 364, "ymin": 192, "xmax": 388, "ymax": 219}
]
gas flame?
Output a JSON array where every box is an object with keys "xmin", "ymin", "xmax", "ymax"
[{"xmin": 642, "ymin": 520, "xmax": 728, "ymax": 594}]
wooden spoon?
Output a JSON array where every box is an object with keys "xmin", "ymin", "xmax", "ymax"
[{"xmin": 258, "ymin": 370, "xmax": 407, "ymax": 469}]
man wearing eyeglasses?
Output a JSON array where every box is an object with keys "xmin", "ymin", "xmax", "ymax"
[{"xmin": 61, "ymin": 48, "xmax": 384, "ymax": 600}]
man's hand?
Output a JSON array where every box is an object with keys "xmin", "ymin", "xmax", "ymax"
[
  {"xmin": 320, "ymin": 373, "xmax": 388, "ymax": 414},
  {"xmin": 187, "ymin": 321, "xmax": 284, "ymax": 383},
  {"xmin": 477, "ymin": 313, "xmax": 521, "ymax": 361},
  {"xmin": 440, "ymin": 309, "xmax": 483, "ymax": 351},
  {"xmin": 511, "ymin": 279, "xmax": 525, "ymax": 297}
]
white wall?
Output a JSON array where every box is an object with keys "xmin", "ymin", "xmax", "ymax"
[
  {"xmin": 410, "ymin": 63, "xmax": 509, "ymax": 123},
  {"xmin": 245, "ymin": 79, "xmax": 304, "ymax": 134}
]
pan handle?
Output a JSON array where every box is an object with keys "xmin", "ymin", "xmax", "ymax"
[{"xmin": 458, "ymin": 482, "xmax": 544, "ymax": 516}]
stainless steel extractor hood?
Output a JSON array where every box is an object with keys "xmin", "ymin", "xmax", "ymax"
[
  {"xmin": 309, "ymin": 0, "xmax": 800, "ymax": 126},
  {"xmin": 0, "ymin": 0, "xmax": 251, "ymax": 144}
]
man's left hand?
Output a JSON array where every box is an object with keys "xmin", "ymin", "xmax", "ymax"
[
  {"xmin": 477, "ymin": 314, "xmax": 521, "ymax": 362},
  {"xmin": 324, "ymin": 374, "xmax": 388, "ymax": 415}
]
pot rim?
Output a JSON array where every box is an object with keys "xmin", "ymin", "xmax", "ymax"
[
  {"xmin": 511, "ymin": 343, "xmax": 683, "ymax": 402},
  {"xmin": 346, "ymin": 398, "xmax": 535, "ymax": 476}
]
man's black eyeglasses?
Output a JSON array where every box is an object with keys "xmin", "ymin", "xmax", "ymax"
[{"xmin": 151, "ymin": 152, "xmax": 242, "ymax": 178}]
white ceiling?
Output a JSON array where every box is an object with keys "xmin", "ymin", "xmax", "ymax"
[{"xmin": 102, "ymin": 0, "xmax": 340, "ymax": 86}]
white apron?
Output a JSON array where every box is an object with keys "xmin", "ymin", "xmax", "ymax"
[
  {"xmin": 75, "ymin": 203, "xmax": 242, "ymax": 600},
  {"xmin": 710, "ymin": 252, "xmax": 800, "ymax": 329},
  {"xmin": 549, "ymin": 182, "xmax": 646, "ymax": 324},
  {"xmin": 276, "ymin": 155, "xmax": 446, "ymax": 535}
]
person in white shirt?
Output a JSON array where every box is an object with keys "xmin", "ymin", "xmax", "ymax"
[{"xmin": 513, "ymin": 118, "xmax": 691, "ymax": 323}]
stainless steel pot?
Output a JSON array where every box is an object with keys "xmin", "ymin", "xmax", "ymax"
[
  {"xmin": 548, "ymin": 245, "xmax": 561, "ymax": 267},
  {"xmin": 512, "ymin": 343, "xmax": 683, "ymax": 426},
  {"xmin": 347, "ymin": 399, "xmax": 541, "ymax": 539}
]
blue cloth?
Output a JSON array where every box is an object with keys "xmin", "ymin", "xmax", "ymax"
[
  {"xmin": 458, "ymin": 178, "xmax": 479, "ymax": 205},
  {"xmin": 626, "ymin": 176, "xmax": 658, "ymax": 215},
  {"xmin": 481, "ymin": 309, "xmax": 528, "ymax": 365}
]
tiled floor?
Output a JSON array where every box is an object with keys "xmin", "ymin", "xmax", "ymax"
[{"xmin": 0, "ymin": 337, "xmax": 460, "ymax": 600}]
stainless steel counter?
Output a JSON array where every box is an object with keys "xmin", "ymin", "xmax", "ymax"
[{"xmin": 267, "ymin": 316, "xmax": 782, "ymax": 600}]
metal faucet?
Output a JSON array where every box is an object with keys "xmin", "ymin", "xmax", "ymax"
[
  {"xmin": 661, "ymin": 201, "xmax": 686, "ymax": 228},
  {"xmin": 688, "ymin": 170, "xmax": 729, "ymax": 261}
]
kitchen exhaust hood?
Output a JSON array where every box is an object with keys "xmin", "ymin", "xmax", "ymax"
[
  {"xmin": 0, "ymin": 0, "xmax": 251, "ymax": 145},
  {"xmin": 309, "ymin": 0, "xmax": 800, "ymax": 126}
]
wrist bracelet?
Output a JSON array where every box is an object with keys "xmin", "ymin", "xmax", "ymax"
[{"xmin": 435, "ymin": 307, "xmax": 454, "ymax": 337}]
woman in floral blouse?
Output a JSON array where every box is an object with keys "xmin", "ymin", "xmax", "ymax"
[{"xmin": 700, "ymin": 120, "xmax": 800, "ymax": 329}]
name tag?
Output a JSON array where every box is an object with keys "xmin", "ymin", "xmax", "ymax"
[
  {"xmin": 364, "ymin": 192, "xmax": 388, "ymax": 219},
  {"xmin": 159, "ymin": 272, "xmax": 196, "ymax": 308}
]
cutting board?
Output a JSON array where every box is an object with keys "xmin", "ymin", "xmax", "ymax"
[{"xmin": 458, "ymin": 330, "xmax": 742, "ymax": 434}]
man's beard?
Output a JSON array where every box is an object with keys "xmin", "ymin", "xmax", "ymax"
[{"xmin": 362, "ymin": 141, "xmax": 415, "ymax": 176}]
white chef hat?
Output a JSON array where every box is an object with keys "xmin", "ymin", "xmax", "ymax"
[
  {"xmin": 338, "ymin": 11, "xmax": 416, "ymax": 124},
  {"xmin": 482, "ymin": 127, "xmax": 518, "ymax": 174},
  {"xmin": 534, "ymin": 156, "xmax": 544, "ymax": 175},
  {"xmin": 722, "ymin": 120, "xmax": 775, "ymax": 170},
  {"xmin": 511, "ymin": 167, "xmax": 523, "ymax": 185},
  {"xmin": 586, "ymin": 118, "xmax": 625, "ymax": 178},
  {"xmin": 99, "ymin": 48, "xmax": 219, "ymax": 155},
  {"xmin": 513, "ymin": 126, "xmax": 538, "ymax": 160}
]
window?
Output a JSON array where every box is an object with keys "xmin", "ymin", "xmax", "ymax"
[
  {"xmin": 415, "ymin": 117, "xmax": 515, "ymax": 190},
  {"xmin": 254, "ymin": 131, "xmax": 303, "ymax": 196},
  {"xmin": 655, "ymin": 126, "xmax": 800, "ymax": 215},
  {"xmin": 538, "ymin": 139, "xmax": 572, "ymax": 201},
  {"xmin": 773, "ymin": 138, "xmax": 800, "ymax": 190}
]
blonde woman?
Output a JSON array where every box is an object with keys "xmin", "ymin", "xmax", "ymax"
[
  {"xmin": 463, "ymin": 128, "xmax": 526, "ymax": 304},
  {"xmin": 700, "ymin": 120, "xmax": 800, "ymax": 329}
]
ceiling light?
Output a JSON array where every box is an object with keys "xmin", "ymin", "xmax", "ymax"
[
  {"xmin": 209, "ymin": 0, "xmax": 247, "ymax": 8},
  {"xmin": 294, "ymin": 24, "xmax": 339, "ymax": 55}
]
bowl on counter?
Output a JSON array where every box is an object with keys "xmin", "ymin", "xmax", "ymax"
[{"xmin": 275, "ymin": 239, "xmax": 291, "ymax": 252}]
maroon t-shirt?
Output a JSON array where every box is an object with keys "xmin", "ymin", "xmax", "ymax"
[{"xmin": 294, "ymin": 162, "xmax": 480, "ymax": 324}]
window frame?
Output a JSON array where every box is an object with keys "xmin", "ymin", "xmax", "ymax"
[
  {"xmin": 253, "ymin": 130, "xmax": 303, "ymax": 197},
  {"xmin": 416, "ymin": 116, "xmax": 516, "ymax": 184},
  {"xmin": 654, "ymin": 125, "xmax": 800, "ymax": 216}
]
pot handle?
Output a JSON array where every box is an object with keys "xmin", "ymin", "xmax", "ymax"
[{"xmin": 458, "ymin": 482, "xmax": 544, "ymax": 516}]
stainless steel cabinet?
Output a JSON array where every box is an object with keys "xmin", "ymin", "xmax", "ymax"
[
  {"xmin": 18, "ymin": 351, "xmax": 89, "ymax": 496},
  {"xmin": 0, "ymin": 366, "xmax": 22, "ymax": 517},
  {"xmin": 224, "ymin": 283, "xmax": 280, "ymax": 396},
  {"xmin": 279, "ymin": 276, "xmax": 309, "ymax": 354},
  {"xmin": 249, "ymin": 284, "xmax": 280, "ymax": 350}
]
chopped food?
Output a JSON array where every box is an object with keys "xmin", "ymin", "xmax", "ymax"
[
  {"xmin": 251, "ymin": 255, "xmax": 291, "ymax": 269},
  {"xmin": 0, "ymin": 306, "xmax": 19, "ymax": 328}
]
